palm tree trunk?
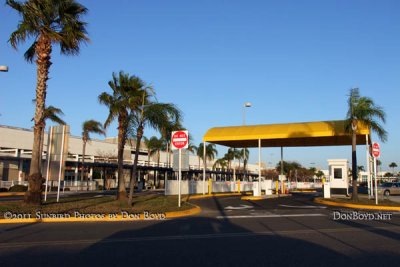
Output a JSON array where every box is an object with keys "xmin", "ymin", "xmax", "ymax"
[
  {"xmin": 81, "ymin": 141, "xmax": 86, "ymax": 191},
  {"xmin": 351, "ymin": 131, "xmax": 359, "ymax": 201},
  {"xmin": 128, "ymin": 125, "xmax": 144, "ymax": 205},
  {"xmin": 117, "ymin": 119, "xmax": 127, "ymax": 201},
  {"xmin": 25, "ymin": 36, "xmax": 52, "ymax": 205},
  {"xmin": 156, "ymin": 151, "xmax": 160, "ymax": 187}
]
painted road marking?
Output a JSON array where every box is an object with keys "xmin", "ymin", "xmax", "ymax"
[
  {"xmin": 279, "ymin": 204, "xmax": 327, "ymax": 209},
  {"xmin": 217, "ymin": 213, "xmax": 326, "ymax": 219},
  {"xmin": 224, "ymin": 205, "xmax": 253, "ymax": 210}
]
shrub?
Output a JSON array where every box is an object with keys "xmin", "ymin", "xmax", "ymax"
[
  {"xmin": 0, "ymin": 188, "xmax": 8, "ymax": 192},
  {"xmin": 8, "ymin": 185, "xmax": 28, "ymax": 192}
]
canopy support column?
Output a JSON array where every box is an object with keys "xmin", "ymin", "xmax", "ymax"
[
  {"xmin": 280, "ymin": 147, "xmax": 284, "ymax": 175},
  {"xmin": 366, "ymin": 135, "xmax": 372, "ymax": 198},
  {"xmin": 233, "ymin": 148, "xmax": 236, "ymax": 182},
  {"xmin": 203, "ymin": 141, "xmax": 206, "ymax": 195},
  {"xmin": 258, "ymin": 139, "xmax": 261, "ymax": 194}
]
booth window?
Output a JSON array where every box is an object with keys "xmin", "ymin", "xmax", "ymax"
[{"xmin": 333, "ymin": 168, "xmax": 342, "ymax": 179}]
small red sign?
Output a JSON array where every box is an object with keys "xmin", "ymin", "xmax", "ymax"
[
  {"xmin": 171, "ymin": 131, "xmax": 188, "ymax": 149},
  {"xmin": 372, "ymin": 142, "xmax": 380, "ymax": 158}
]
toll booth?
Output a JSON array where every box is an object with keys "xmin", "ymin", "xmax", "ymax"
[{"xmin": 327, "ymin": 159, "xmax": 349, "ymax": 195}]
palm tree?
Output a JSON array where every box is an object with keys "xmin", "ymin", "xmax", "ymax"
[
  {"xmin": 197, "ymin": 143, "xmax": 218, "ymax": 170},
  {"xmin": 241, "ymin": 148, "xmax": 250, "ymax": 176},
  {"xmin": 346, "ymin": 88, "xmax": 387, "ymax": 201},
  {"xmin": 213, "ymin": 158, "xmax": 227, "ymax": 171},
  {"xmin": 36, "ymin": 105, "xmax": 66, "ymax": 161},
  {"xmin": 99, "ymin": 71, "xmax": 143, "ymax": 201},
  {"xmin": 146, "ymin": 136, "xmax": 164, "ymax": 187},
  {"xmin": 81, "ymin": 120, "xmax": 105, "ymax": 190},
  {"xmin": 7, "ymin": 0, "xmax": 89, "ymax": 204},
  {"xmin": 224, "ymin": 148, "xmax": 235, "ymax": 171},
  {"xmin": 159, "ymin": 121, "xmax": 183, "ymax": 168},
  {"xmin": 389, "ymin": 162, "xmax": 397, "ymax": 175},
  {"xmin": 128, "ymin": 88, "xmax": 182, "ymax": 205}
]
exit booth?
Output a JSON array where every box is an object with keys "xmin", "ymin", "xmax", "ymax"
[{"xmin": 326, "ymin": 159, "xmax": 349, "ymax": 196}]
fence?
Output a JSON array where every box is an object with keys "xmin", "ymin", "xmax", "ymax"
[{"xmin": 165, "ymin": 180, "xmax": 272, "ymax": 195}]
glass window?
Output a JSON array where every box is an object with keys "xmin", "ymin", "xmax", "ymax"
[{"xmin": 333, "ymin": 168, "xmax": 342, "ymax": 179}]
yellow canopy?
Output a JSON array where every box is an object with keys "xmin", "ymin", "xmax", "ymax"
[{"xmin": 203, "ymin": 120, "xmax": 370, "ymax": 148}]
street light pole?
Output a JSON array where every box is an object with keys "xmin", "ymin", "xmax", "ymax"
[
  {"xmin": 242, "ymin": 102, "xmax": 251, "ymax": 125},
  {"xmin": 242, "ymin": 102, "xmax": 251, "ymax": 180}
]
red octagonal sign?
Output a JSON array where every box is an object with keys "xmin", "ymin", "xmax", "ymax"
[
  {"xmin": 171, "ymin": 130, "xmax": 188, "ymax": 150},
  {"xmin": 372, "ymin": 142, "xmax": 380, "ymax": 158}
]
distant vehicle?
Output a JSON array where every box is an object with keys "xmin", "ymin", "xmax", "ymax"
[{"xmin": 378, "ymin": 182, "xmax": 400, "ymax": 196}]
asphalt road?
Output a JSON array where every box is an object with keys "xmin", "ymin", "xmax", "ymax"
[{"xmin": 1, "ymin": 193, "xmax": 399, "ymax": 266}]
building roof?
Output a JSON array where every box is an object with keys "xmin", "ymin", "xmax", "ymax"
[{"xmin": 203, "ymin": 120, "xmax": 370, "ymax": 148}]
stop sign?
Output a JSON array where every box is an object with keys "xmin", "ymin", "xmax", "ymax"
[
  {"xmin": 171, "ymin": 130, "xmax": 188, "ymax": 150},
  {"xmin": 372, "ymin": 142, "xmax": 380, "ymax": 158}
]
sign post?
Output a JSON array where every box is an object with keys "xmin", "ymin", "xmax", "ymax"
[
  {"xmin": 171, "ymin": 130, "xmax": 189, "ymax": 207},
  {"xmin": 372, "ymin": 142, "xmax": 380, "ymax": 205}
]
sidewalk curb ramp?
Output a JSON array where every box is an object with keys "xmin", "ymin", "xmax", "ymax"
[{"xmin": 314, "ymin": 197, "xmax": 400, "ymax": 211}]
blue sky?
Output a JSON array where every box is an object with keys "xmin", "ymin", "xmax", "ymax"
[{"xmin": 1, "ymin": 0, "xmax": 399, "ymax": 171}]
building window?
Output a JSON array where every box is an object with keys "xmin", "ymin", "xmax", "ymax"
[{"xmin": 333, "ymin": 168, "xmax": 342, "ymax": 179}]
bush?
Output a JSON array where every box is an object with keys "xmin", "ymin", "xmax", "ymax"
[
  {"xmin": 98, "ymin": 185, "xmax": 104, "ymax": 190},
  {"xmin": 8, "ymin": 185, "xmax": 28, "ymax": 192},
  {"xmin": 0, "ymin": 188, "xmax": 8, "ymax": 192}
]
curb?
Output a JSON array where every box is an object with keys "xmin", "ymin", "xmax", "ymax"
[
  {"xmin": 0, "ymin": 204, "xmax": 202, "ymax": 224},
  {"xmin": 241, "ymin": 194, "xmax": 291, "ymax": 201},
  {"xmin": 290, "ymin": 190, "xmax": 317, "ymax": 193},
  {"xmin": 0, "ymin": 192, "xmax": 25, "ymax": 197},
  {"xmin": 314, "ymin": 197, "xmax": 400, "ymax": 211},
  {"xmin": 185, "ymin": 193, "xmax": 244, "ymax": 200}
]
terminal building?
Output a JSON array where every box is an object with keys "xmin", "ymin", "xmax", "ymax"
[{"xmin": 0, "ymin": 124, "xmax": 261, "ymax": 190}]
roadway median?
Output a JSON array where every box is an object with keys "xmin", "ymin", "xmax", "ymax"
[{"xmin": 0, "ymin": 194, "xmax": 201, "ymax": 224}]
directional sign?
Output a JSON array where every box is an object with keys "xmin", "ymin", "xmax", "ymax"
[
  {"xmin": 372, "ymin": 142, "xmax": 380, "ymax": 158},
  {"xmin": 171, "ymin": 130, "xmax": 188, "ymax": 150}
]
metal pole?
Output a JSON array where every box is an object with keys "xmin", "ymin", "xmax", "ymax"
[
  {"xmin": 374, "ymin": 157, "xmax": 378, "ymax": 205},
  {"xmin": 258, "ymin": 139, "xmax": 261, "ymax": 196},
  {"xmin": 44, "ymin": 126, "xmax": 53, "ymax": 202},
  {"xmin": 203, "ymin": 141, "xmax": 206, "ymax": 195},
  {"xmin": 242, "ymin": 106, "xmax": 245, "ymax": 125},
  {"xmin": 178, "ymin": 148, "xmax": 181, "ymax": 207},
  {"xmin": 57, "ymin": 126, "xmax": 65, "ymax": 202},
  {"xmin": 233, "ymin": 148, "xmax": 236, "ymax": 182},
  {"xmin": 365, "ymin": 135, "xmax": 370, "ymax": 198}
]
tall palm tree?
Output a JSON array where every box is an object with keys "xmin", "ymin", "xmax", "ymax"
[
  {"xmin": 7, "ymin": 0, "xmax": 89, "ymax": 204},
  {"xmin": 213, "ymin": 158, "xmax": 227, "ymax": 171},
  {"xmin": 389, "ymin": 162, "xmax": 397, "ymax": 175},
  {"xmin": 240, "ymin": 148, "xmax": 250, "ymax": 175},
  {"xmin": 223, "ymin": 147, "xmax": 237, "ymax": 170},
  {"xmin": 36, "ymin": 105, "xmax": 66, "ymax": 161},
  {"xmin": 99, "ymin": 71, "xmax": 143, "ymax": 201},
  {"xmin": 160, "ymin": 121, "xmax": 183, "ymax": 168},
  {"xmin": 146, "ymin": 136, "xmax": 164, "ymax": 187},
  {"xmin": 346, "ymin": 88, "xmax": 387, "ymax": 201},
  {"xmin": 81, "ymin": 120, "xmax": 105, "ymax": 190},
  {"xmin": 128, "ymin": 89, "xmax": 182, "ymax": 205},
  {"xmin": 197, "ymin": 143, "xmax": 218, "ymax": 170}
]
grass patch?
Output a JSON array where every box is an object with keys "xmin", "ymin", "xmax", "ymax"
[{"xmin": 0, "ymin": 194, "xmax": 193, "ymax": 219}]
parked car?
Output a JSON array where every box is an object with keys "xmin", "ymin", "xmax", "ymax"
[{"xmin": 378, "ymin": 182, "xmax": 400, "ymax": 196}]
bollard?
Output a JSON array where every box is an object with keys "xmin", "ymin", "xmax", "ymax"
[
  {"xmin": 208, "ymin": 178, "xmax": 212, "ymax": 195},
  {"xmin": 237, "ymin": 180, "xmax": 241, "ymax": 193},
  {"xmin": 276, "ymin": 181, "xmax": 279, "ymax": 195}
]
